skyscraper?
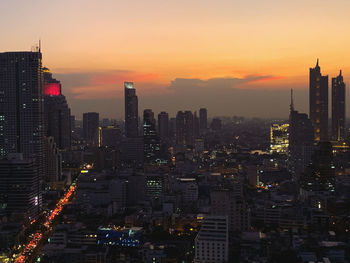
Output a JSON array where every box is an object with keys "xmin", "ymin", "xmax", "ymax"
[
  {"xmin": 83, "ymin": 112, "xmax": 99, "ymax": 146},
  {"xmin": 199, "ymin": 108, "xmax": 207, "ymax": 134},
  {"xmin": 193, "ymin": 111, "xmax": 200, "ymax": 138},
  {"xmin": 0, "ymin": 153, "xmax": 41, "ymax": 220},
  {"xmin": 43, "ymin": 67, "xmax": 71, "ymax": 150},
  {"xmin": 0, "ymin": 51, "xmax": 44, "ymax": 161},
  {"xmin": 176, "ymin": 111, "xmax": 194, "ymax": 147},
  {"xmin": 158, "ymin": 111, "xmax": 169, "ymax": 141},
  {"xmin": 289, "ymin": 90, "xmax": 315, "ymax": 180},
  {"xmin": 309, "ymin": 59, "xmax": 328, "ymax": 141},
  {"xmin": 143, "ymin": 109, "xmax": 159, "ymax": 162},
  {"xmin": 124, "ymin": 82, "xmax": 139, "ymax": 138},
  {"xmin": 332, "ymin": 70, "xmax": 346, "ymax": 141}
]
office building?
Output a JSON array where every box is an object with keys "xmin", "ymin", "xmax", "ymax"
[
  {"xmin": 194, "ymin": 216, "xmax": 229, "ymax": 263},
  {"xmin": 289, "ymin": 90, "xmax": 315, "ymax": 180},
  {"xmin": 99, "ymin": 126, "xmax": 121, "ymax": 148},
  {"xmin": 193, "ymin": 111, "xmax": 200, "ymax": 138},
  {"xmin": 124, "ymin": 82, "xmax": 139, "ymax": 138},
  {"xmin": 83, "ymin": 112, "xmax": 99, "ymax": 146},
  {"xmin": 0, "ymin": 153, "xmax": 41, "ymax": 220},
  {"xmin": 0, "ymin": 51, "xmax": 44, "ymax": 163},
  {"xmin": 158, "ymin": 111, "xmax": 169, "ymax": 141},
  {"xmin": 270, "ymin": 123, "xmax": 289, "ymax": 154},
  {"xmin": 120, "ymin": 137, "xmax": 144, "ymax": 167},
  {"xmin": 43, "ymin": 67, "xmax": 71, "ymax": 150},
  {"xmin": 309, "ymin": 59, "xmax": 328, "ymax": 141},
  {"xmin": 332, "ymin": 70, "xmax": 346, "ymax": 141},
  {"xmin": 44, "ymin": 137, "xmax": 62, "ymax": 182},
  {"xmin": 176, "ymin": 111, "xmax": 194, "ymax": 146},
  {"xmin": 211, "ymin": 189, "xmax": 251, "ymax": 232},
  {"xmin": 143, "ymin": 109, "xmax": 160, "ymax": 161},
  {"xmin": 199, "ymin": 108, "xmax": 207, "ymax": 134}
]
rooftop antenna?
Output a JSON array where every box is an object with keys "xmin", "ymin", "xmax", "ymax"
[
  {"xmin": 39, "ymin": 39, "xmax": 41, "ymax": 52},
  {"xmin": 290, "ymin": 89, "xmax": 294, "ymax": 112}
]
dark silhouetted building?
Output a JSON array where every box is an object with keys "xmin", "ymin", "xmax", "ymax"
[
  {"xmin": 99, "ymin": 126, "xmax": 121, "ymax": 148},
  {"xmin": 124, "ymin": 82, "xmax": 139, "ymax": 138},
  {"xmin": 309, "ymin": 59, "xmax": 328, "ymax": 141},
  {"xmin": 332, "ymin": 70, "xmax": 346, "ymax": 141},
  {"xmin": 199, "ymin": 108, "xmax": 207, "ymax": 134},
  {"xmin": 0, "ymin": 51, "xmax": 44, "ymax": 163},
  {"xmin": 158, "ymin": 111, "xmax": 169, "ymax": 141},
  {"xmin": 83, "ymin": 112, "xmax": 99, "ymax": 146},
  {"xmin": 300, "ymin": 141, "xmax": 335, "ymax": 192},
  {"xmin": 193, "ymin": 111, "xmax": 200, "ymax": 138},
  {"xmin": 176, "ymin": 111, "xmax": 194, "ymax": 147},
  {"xmin": 211, "ymin": 118, "xmax": 222, "ymax": 131},
  {"xmin": 0, "ymin": 153, "xmax": 41, "ymax": 220},
  {"xmin": 43, "ymin": 67, "xmax": 71, "ymax": 150},
  {"xmin": 143, "ymin": 109, "xmax": 159, "ymax": 162},
  {"xmin": 289, "ymin": 90, "xmax": 315, "ymax": 180},
  {"xmin": 44, "ymin": 137, "xmax": 62, "ymax": 182}
]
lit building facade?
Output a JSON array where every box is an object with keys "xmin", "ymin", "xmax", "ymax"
[
  {"xmin": 309, "ymin": 59, "xmax": 328, "ymax": 141},
  {"xmin": 332, "ymin": 70, "xmax": 346, "ymax": 141},
  {"xmin": 270, "ymin": 123, "xmax": 289, "ymax": 154}
]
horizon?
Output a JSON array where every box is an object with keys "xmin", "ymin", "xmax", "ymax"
[{"xmin": 1, "ymin": 0, "xmax": 350, "ymax": 119}]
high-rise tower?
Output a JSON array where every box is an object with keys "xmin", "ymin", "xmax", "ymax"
[
  {"xmin": 143, "ymin": 109, "xmax": 159, "ymax": 162},
  {"xmin": 0, "ymin": 51, "xmax": 44, "ymax": 161},
  {"xmin": 83, "ymin": 112, "xmax": 99, "ymax": 146},
  {"xmin": 309, "ymin": 59, "xmax": 328, "ymax": 141},
  {"xmin": 43, "ymin": 67, "xmax": 71, "ymax": 150},
  {"xmin": 124, "ymin": 82, "xmax": 139, "ymax": 138},
  {"xmin": 332, "ymin": 70, "xmax": 346, "ymax": 141},
  {"xmin": 199, "ymin": 108, "xmax": 207, "ymax": 134}
]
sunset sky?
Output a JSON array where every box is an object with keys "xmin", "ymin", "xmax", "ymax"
[{"xmin": 1, "ymin": 0, "xmax": 350, "ymax": 119}]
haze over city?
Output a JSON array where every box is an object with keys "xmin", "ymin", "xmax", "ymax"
[{"xmin": 1, "ymin": 0, "xmax": 350, "ymax": 118}]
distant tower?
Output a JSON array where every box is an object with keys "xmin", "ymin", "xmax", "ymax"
[
  {"xmin": 199, "ymin": 108, "xmax": 208, "ymax": 134},
  {"xmin": 83, "ymin": 112, "xmax": 99, "ymax": 146},
  {"xmin": 124, "ymin": 82, "xmax": 139, "ymax": 138},
  {"xmin": 143, "ymin": 109, "xmax": 159, "ymax": 161},
  {"xmin": 332, "ymin": 70, "xmax": 346, "ymax": 141},
  {"xmin": 158, "ymin": 111, "xmax": 169, "ymax": 141},
  {"xmin": 309, "ymin": 59, "xmax": 328, "ymax": 141}
]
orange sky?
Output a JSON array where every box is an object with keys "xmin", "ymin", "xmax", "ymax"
[{"xmin": 1, "ymin": 0, "xmax": 350, "ymax": 118}]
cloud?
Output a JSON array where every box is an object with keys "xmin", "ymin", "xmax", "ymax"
[
  {"xmin": 54, "ymin": 70, "xmax": 305, "ymax": 119},
  {"xmin": 55, "ymin": 70, "xmax": 160, "ymax": 99}
]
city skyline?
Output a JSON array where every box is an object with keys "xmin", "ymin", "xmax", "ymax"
[{"xmin": 1, "ymin": 0, "xmax": 350, "ymax": 118}]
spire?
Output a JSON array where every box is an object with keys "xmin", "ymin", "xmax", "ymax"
[
  {"xmin": 290, "ymin": 89, "xmax": 294, "ymax": 112},
  {"xmin": 316, "ymin": 58, "xmax": 319, "ymax": 67},
  {"xmin": 340, "ymin": 69, "xmax": 342, "ymax": 76},
  {"xmin": 39, "ymin": 39, "xmax": 41, "ymax": 52}
]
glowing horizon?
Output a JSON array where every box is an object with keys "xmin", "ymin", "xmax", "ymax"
[{"xmin": 1, "ymin": 0, "xmax": 350, "ymax": 118}]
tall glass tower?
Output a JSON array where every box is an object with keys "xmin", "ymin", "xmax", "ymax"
[{"xmin": 124, "ymin": 82, "xmax": 139, "ymax": 138}]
